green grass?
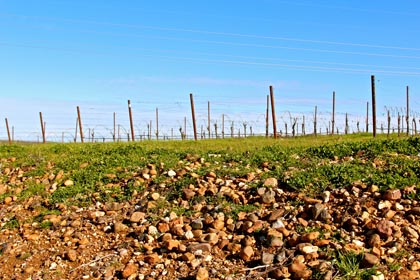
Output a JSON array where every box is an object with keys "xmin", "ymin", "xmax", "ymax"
[{"xmin": 0, "ymin": 134, "xmax": 419, "ymax": 206}]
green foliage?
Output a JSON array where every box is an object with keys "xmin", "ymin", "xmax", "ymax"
[
  {"xmin": 333, "ymin": 250, "xmax": 376, "ymax": 280},
  {"xmin": 1, "ymin": 217, "xmax": 19, "ymax": 230}
]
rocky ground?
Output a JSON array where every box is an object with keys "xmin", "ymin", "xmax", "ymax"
[{"xmin": 1, "ymin": 155, "xmax": 420, "ymax": 280}]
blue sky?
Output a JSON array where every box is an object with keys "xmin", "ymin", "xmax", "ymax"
[{"xmin": 1, "ymin": 1, "xmax": 420, "ymax": 141}]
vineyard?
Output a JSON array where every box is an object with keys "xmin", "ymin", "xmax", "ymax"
[{"xmin": 0, "ymin": 135, "xmax": 419, "ymax": 279}]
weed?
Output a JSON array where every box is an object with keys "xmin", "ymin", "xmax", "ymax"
[
  {"xmin": 333, "ymin": 250, "xmax": 376, "ymax": 280},
  {"xmin": 1, "ymin": 217, "xmax": 19, "ymax": 230}
]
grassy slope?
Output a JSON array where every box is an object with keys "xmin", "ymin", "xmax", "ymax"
[{"xmin": 1, "ymin": 133, "xmax": 420, "ymax": 208}]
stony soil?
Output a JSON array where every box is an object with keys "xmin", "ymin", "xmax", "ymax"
[{"xmin": 1, "ymin": 155, "xmax": 420, "ymax": 280}]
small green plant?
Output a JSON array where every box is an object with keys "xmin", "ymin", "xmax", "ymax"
[
  {"xmin": 1, "ymin": 217, "xmax": 19, "ymax": 230},
  {"xmin": 388, "ymin": 261, "xmax": 402, "ymax": 272},
  {"xmin": 333, "ymin": 250, "xmax": 376, "ymax": 280}
]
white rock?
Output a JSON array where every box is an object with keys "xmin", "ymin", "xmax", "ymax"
[
  {"xmin": 148, "ymin": 226, "xmax": 158, "ymax": 235},
  {"xmin": 272, "ymin": 219, "xmax": 285, "ymax": 229},
  {"xmin": 168, "ymin": 170, "xmax": 176, "ymax": 177},
  {"xmin": 301, "ymin": 245, "xmax": 319, "ymax": 254}
]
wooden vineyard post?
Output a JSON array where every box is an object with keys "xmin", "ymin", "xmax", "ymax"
[
  {"xmin": 406, "ymin": 86, "xmax": 410, "ymax": 135},
  {"xmin": 190, "ymin": 94, "xmax": 198, "ymax": 141},
  {"xmin": 156, "ymin": 108, "xmax": 159, "ymax": 140},
  {"xmin": 5, "ymin": 118, "xmax": 11, "ymax": 144},
  {"xmin": 270, "ymin": 85, "xmax": 277, "ymax": 139},
  {"xmin": 371, "ymin": 75, "xmax": 377, "ymax": 137},
  {"xmin": 127, "ymin": 100, "xmax": 135, "ymax": 141},
  {"xmin": 366, "ymin": 102, "xmax": 369, "ymax": 133},
  {"xmin": 398, "ymin": 113, "xmax": 401, "ymax": 137},
  {"xmin": 77, "ymin": 106, "xmax": 84, "ymax": 143},
  {"xmin": 208, "ymin": 101, "xmax": 211, "ymax": 139},
  {"xmin": 332, "ymin": 91, "xmax": 336, "ymax": 135},
  {"xmin": 39, "ymin": 112, "xmax": 46, "ymax": 143},
  {"xmin": 222, "ymin": 114, "xmax": 225, "ymax": 139},
  {"xmin": 345, "ymin": 113, "xmax": 348, "ymax": 135},
  {"xmin": 302, "ymin": 115, "xmax": 305, "ymax": 136},
  {"xmin": 266, "ymin": 95, "xmax": 269, "ymax": 137},
  {"xmin": 387, "ymin": 111, "xmax": 391, "ymax": 137},
  {"xmin": 314, "ymin": 106, "xmax": 317, "ymax": 137},
  {"xmin": 113, "ymin": 112, "xmax": 116, "ymax": 142}
]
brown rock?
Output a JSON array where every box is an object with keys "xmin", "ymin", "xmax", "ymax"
[
  {"xmin": 66, "ymin": 249, "xmax": 77, "ymax": 262},
  {"xmin": 368, "ymin": 234, "xmax": 381, "ymax": 248},
  {"xmin": 64, "ymin": 179, "xmax": 74, "ymax": 186},
  {"xmin": 187, "ymin": 243, "xmax": 212, "ymax": 254},
  {"xmin": 122, "ymin": 263, "xmax": 138, "ymax": 279},
  {"xmin": 212, "ymin": 220, "xmax": 225, "ymax": 230},
  {"xmin": 183, "ymin": 188, "xmax": 196, "ymax": 200},
  {"xmin": 4, "ymin": 196, "xmax": 12, "ymax": 204},
  {"xmin": 157, "ymin": 222, "xmax": 170, "ymax": 233},
  {"xmin": 144, "ymin": 253, "xmax": 160, "ymax": 265},
  {"xmin": 301, "ymin": 232, "xmax": 320, "ymax": 242},
  {"xmin": 129, "ymin": 212, "xmax": 145, "ymax": 223},
  {"xmin": 264, "ymin": 178, "xmax": 278, "ymax": 188},
  {"xmin": 383, "ymin": 189, "xmax": 401, "ymax": 201},
  {"xmin": 269, "ymin": 209, "xmax": 285, "ymax": 221},
  {"xmin": 182, "ymin": 252, "xmax": 195, "ymax": 262},
  {"xmin": 362, "ymin": 253, "xmax": 379, "ymax": 268},
  {"xmin": 114, "ymin": 222, "xmax": 128, "ymax": 233},
  {"xmin": 164, "ymin": 239, "xmax": 180, "ymax": 251},
  {"xmin": 396, "ymin": 270, "xmax": 420, "ymax": 280},
  {"xmin": 289, "ymin": 259, "xmax": 311, "ymax": 279},
  {"xmin": 410, "ymin": 207, "xmax": 420, "ymax": 216},
  {"xmin": 376, "ymin": 219, "xmax": 392, "ymax": 237},
  {"xmin": 240, "ymin": 246, "xmax": 254, "ymax": 261},
  {"xmin": 403, "ymin": 226, "xmax": 419, "ymax": 240},
  {"xmin": 196, "ymin": 267, "xmax": 209, "ymax": 280}
]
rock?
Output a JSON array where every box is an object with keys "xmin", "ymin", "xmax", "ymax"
[
  {"xmin": 196, "ymin": 267, "xmax": 209, "ymax": 280},
  {"xmin": 376, "ymin": 219, "xmax": 392, "ymax": 237},
  {"xmin": 129, "ymin": 212, "xmax": 145, "ymax": 223},
  {"xmin": 297, "ymin": 243, "xmax": 319, "ymax": 254},
  {"xmin": 300, "ymin": 232, "xmax": 320, "ymax": 242},
  {"xmin": 212, "ymin": 219, "xmax": 224, "ymax": 230},
  {"xmin": 122, "ymin": 263, "xmax": 138, "ymax": 279},
  {"xmin": 368, "ymin": 234, "xmax": 381, "ymax": 248},
  {"xmin": 191, "ymin": 219, "xmax": 204, "ymax": 230},
  {"xmin": 183, "ymin": 188, "xmax": 196, "ymax": 200},
  {"xmin": 264, "ymin": 178, "xmax": 278, "ymax": 188},
  {"xmin": 64, "ymin": 179, "xmax": 74, "ymax": 186},
  {"xmin": 187, "ymin": 243, "xmax": 212, "ymax": 254},
  {"xmin": 168, "ymin": 170, "xmax": 176, "ymax": 177},
  {"xmin": 383, "ymin": 189, "xmax": 401, "ymax": 201},
  {"xmin": 268, "ymin": 209, "xmax": 285, "ymax": 221},
  {"xmin": 66, "ymin": 249, "xmax": 77, "ymax": 262},
  {"xmin": 270, "ymin": 237, "xmax": 284, "ymax": 247},
  {"xmin": 403, "ymin": 226, "xmax": 419, "ymax": 240},
  {"xmin": 312, "ymin": 203, "xmax": 325, "ymax": 220},
  {"xmin": 289, "ymin": 259, "xmax": 312, "ymax": 279},
  {"xmin": 411, "ymin": 261, "xmax": 420, "ymax": 271},
  {"xmin": 261, "ymin": 189, "xmax": 276, "ymax": 204},
  {"xmin": 144, "ymin": 253, "xmax": 160, "ymax": 265},
  {"xmin": 182, "ymin": 252, "xmax": 195, "ymax": 262},
  {"xmin": 240, "ymin": 245, "xmax": 254, "ymax": 261},
  {"xmin": 4, "ymin": 196, "xmax": 12, "ymax": 204},
  {"xmin": 200, "ymin": 233, "xmax": 219, "ymax": 245},
  {"xmin": 164, "ymin": 239, "xmax": 180, "ymax": 251},
  {"xmin": 378, "ymin": 200, "xmax": 392, "ymax": 210},
  {"xmin": 151, "ymin": 192, "xmax": 160, "ymax": 200},
  {"xmin": 396, "ymin": 270, "xmax": 420, "ymax": 280},
  {"xmin": 410, "ymin": 207, "xmax": 420, "ymax": 216},
  {"xmin": 114, "ymin": 222, "xmax": 128, "ymax": 233},
  {"xmin": 262, "ymin": 252, "xmax": 274, "ymax": 265},
  {"xmin": 362, "ymin": 253, "xmax": 380, "ymax": 267}
]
